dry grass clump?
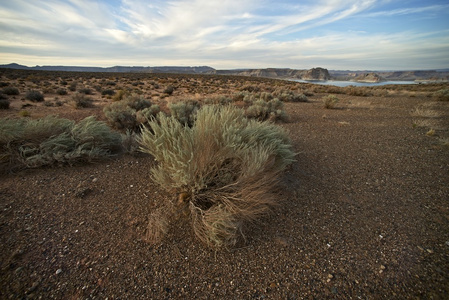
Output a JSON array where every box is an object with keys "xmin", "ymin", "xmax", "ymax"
[
  {"xmin": 139, "ymin": 105, "xmax": 295, "ymax": 248},
  {"xmin": 323, "ymin": 94, "xmax": 339, "ymax": 109},
  {"xmin": 343, "ymin": 86, "xmax": 373, "ymax": 97},
  {"xmin": 434, "ymin": 89, "xmax": 449, "ymax": 101},
  {"xmin": 0, "ymin": 116, "xmax": 121, "ymax": 170}
]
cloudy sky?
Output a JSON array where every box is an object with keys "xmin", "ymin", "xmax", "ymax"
[{"xmin": 1, "ymin": 0, "xmax": 448, "ymax": 70}]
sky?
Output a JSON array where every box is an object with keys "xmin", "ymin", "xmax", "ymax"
[{"xmin": 0, "ymin": 0, "xmax": 448, "ymax": 70}]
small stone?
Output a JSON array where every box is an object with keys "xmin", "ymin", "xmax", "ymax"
[
  {"xmin": 92, "ymin": 178, "xmax": 98, "ymax": 183},
  {"xmin": 445, "ymin": 241, "xmax": 449, "ymax": 246},
  {"xmin": 328, "ymin": 274, "xmax": 334, "ymax": 279},
  {"xmin": 26, "ymin": 281, "xmax": 39, "ymax": 294},
  {"xmin": 426, "ymin": 249, "xmax": 434, "ymax": 254},
  {"xmin": 56, "ymin": 269, "xmax": 62, "ymax": 275}
]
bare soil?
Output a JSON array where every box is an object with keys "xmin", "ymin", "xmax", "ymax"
[{"xmin": 1, "ymin": 72, "xmax": 448, "ymax": 299}]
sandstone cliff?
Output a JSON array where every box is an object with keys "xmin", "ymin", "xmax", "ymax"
[{"xmin": 352, "ymin": 72, "xmax": 386, "ymax": 83}]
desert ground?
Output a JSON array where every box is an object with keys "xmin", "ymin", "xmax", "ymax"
[{"xmin": 1, "ymin": 69, "xmax": 448, "ymax": 299}]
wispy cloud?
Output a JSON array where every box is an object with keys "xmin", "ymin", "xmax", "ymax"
[{"xmin": 0, "ymin": 0, "xmax": 448, "ymax": 69}]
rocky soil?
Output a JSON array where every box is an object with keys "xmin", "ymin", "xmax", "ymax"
[{"xmin": 1, "ymin": 74, "xmax": 448, "ymax": 299}]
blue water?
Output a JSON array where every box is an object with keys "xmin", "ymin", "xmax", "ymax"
[{"xmin": 290, "ymin": 79, "xmax": 417, "ymax": 87}]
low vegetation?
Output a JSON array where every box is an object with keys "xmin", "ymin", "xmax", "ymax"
[
  {"xmin": 323, "ymin": 94, "xmax": 339, "ymax": 109},
  {"xmin": 139, "ymin": 105, "xmax": 295, "ymax": 248},
  {"xmin": 25, "ymin": 90, "xmax": 44, "ymax": 102},
  {"xmin": 103, "ymin": 94, "xmax": 159, "ymax": 131},
  {"xmin": 0, "ymin": 116, "xmax": 122, "ymax": 171}
]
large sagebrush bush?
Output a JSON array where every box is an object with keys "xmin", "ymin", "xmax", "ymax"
[
  {"xmin": 139, "ymin": 105, "xmax": 295, "ymax": 248},
  {"xmin": 0, "ymin": 116, "xmax": 121, "ymax": 170}
]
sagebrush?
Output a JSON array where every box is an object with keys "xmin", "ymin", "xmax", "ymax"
[
  {"xmin": 0, "ymin": 116, "xmax": 122, "ymax": 170},
  {"xmin": 139, "ymin": 105, "xmax": 295, "ymax": 248}
]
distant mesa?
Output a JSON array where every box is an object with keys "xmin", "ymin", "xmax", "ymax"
[
  {"xmin": 1, "ymin": 63, "xmax": 448, "ymax": 82},
  {"xmin": 0, "ymin": 63, "xmax": 215, "ymax": 74},
  {"xmin": 301, "ymin": 67, "xmax": 331, "ymax": 81},
  {"xmin": 213, "ymin": 67, "xmax": 331, "ymax": 81},
  {"xmin": 352, "ymin": 72, "xmax": 386, "ymax": 83}
]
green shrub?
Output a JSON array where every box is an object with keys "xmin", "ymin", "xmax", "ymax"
[
  {"xmin": 25, "ymin": 90, "xmax": 44, "ymax": 102},
  {"xmin": 168, "ymin": 100, "xmax": 200, "ymax": 126},
  {"xmin": 2, "ymin": 86, "xmax": 19, "ymax": 95},
  {"xmin": 323, "ymin": 94, "xmax": 339, "ymax": 109},
  {"xmin": 434, "ymin": 89, "xmax": 449, "ymax": 101},
  {"xmin": 245, "ymin": 99, "xmax": 288, "ymax": 122},
  {"xmin": 69, "ymin": 93, "xmax": 93, "ymax": 108},
  {"xmin": 139, "ymin": 105, "xmax": 295, "ymax": 248},
  {"xmin": 0, "ymin": 99, "xmax": 10, "ymax": 109},
  {"xmin": 0, "ymin": 116, "xmax": 121, "ymax": 170}
]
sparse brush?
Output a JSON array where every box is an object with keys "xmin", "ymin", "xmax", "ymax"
[
  {"xmin": 139, "ymin": 105, "xmax": 295, "ymax": 248},
  {"xmin": 78, "ymin": 88, "xmax": 93, "ymax": 95},
  {"xmin": 245, "ymin": 98, "xmax": 289, "ymax": 122},
  {"xmin": 101, "ymin": 89, "xmax": 115, "ymax": 96},
  {"xmin": 168, "ymin": 100, "xmax": 200, "ymax": 126},
  {"xmin": 25, "ymin": 90, "xmax": 44, "ymax": 102},
  {"xmin": 274, "ymin": 89, "xmax": 308, "ymax": 102},
  {"xmin": 112, "ymin": 89, "xmax": 128, "ymax": 101},
  {"xmin": 0, "ymin": 116, "xmax": 121, "ymax": 170},
  {"xmin": 56, "ymin": 88, "xmax": 68, "ymax": 95},
  {"xmin": 135, "ymin": 105, "xmax": 161, "ymax": 124},
  {"xmin": 2, "ymin": 86, "xmax": 20, "ymax": 95},
  {"xmin": 69, "ymin": 93, "xmax": 94, "ymax": 108},
  {"xmin": 0, "ymin": 99, "xmax": 10, "ymax": 109},
  {"xmin": 103, "ymin": 94, "xmax": 154, "ymax": 131},
  {"xmin": 204, "ymin": 95, "xmax": 232, "ymax": 105},
  {"xmin": 163, "ymin": 85, "xmax": 175, "ymax": 95},
  {"xmin": 434, "ymin": 89, "xmax": 449, "ymax": 101},
  {"xmin": 323, "ymin": 95, "xmax": 339, "ymax": 109}
]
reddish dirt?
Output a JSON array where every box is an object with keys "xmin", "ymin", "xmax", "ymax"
[{"xmin": 1, "ymin": 74, "xmax": 449, "ymax": 299}]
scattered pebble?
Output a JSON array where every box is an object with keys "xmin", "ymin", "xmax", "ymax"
[{"xmin": 56, "ymin": 269, "xmax": 62, "ymax": 275}]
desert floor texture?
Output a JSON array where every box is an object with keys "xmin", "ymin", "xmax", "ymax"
[{"xmin": 1, "ymin": 71, "xmax": 448, "ymax": 299}]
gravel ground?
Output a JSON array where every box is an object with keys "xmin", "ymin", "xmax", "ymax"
[{"xmin": 1, "ymin": 82, "xmax": 449, "ymax": 299}]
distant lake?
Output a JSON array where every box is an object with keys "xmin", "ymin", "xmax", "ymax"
[{"xmin": 290, "ymin": 79, "xmax": 417, "ymax": 87}]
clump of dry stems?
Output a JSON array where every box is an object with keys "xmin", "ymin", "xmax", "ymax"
[{"xmin": 139, "ymin": 105, "xmax": 295, "ymax": 248}]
